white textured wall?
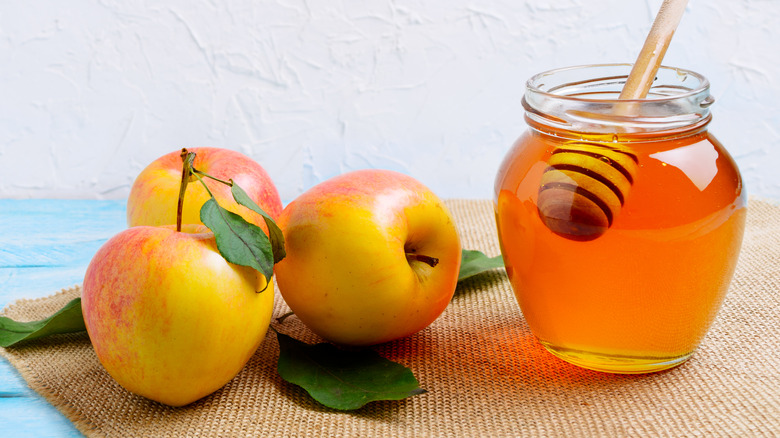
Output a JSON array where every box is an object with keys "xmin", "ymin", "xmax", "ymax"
[{"xmin": 1, "ymin": 0, "xmax": 778, "ymax": 201}]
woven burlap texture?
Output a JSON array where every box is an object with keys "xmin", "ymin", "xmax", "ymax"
[{"xmin": 1, "ymin": 199, "xmax": 778, "ymax": 437}]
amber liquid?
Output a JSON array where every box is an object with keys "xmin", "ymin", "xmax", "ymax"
[{"xmin": 494, "ymin": 129, "xmax": 747, "ymax": 373}]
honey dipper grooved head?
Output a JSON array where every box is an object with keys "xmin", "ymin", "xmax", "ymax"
[{"xmin": 537, "ymin": 142, "xmax": 639, "ymax": 241}]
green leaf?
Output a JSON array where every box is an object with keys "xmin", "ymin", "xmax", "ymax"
[
  {"xmin": 276, "ymin": 333, "xmax": 426, "ymax": 410},
  {"xmin": 0, "ymin": 298, "xmax": 86, "ymax": 348},
  {"xmin": 231, "ymin": 183, "xmax": 286, "ymax": 264},
  {"xmin": 458, "ymin": 249, "xmax": 504, "ymax": 282},
  {"xmin": 200, "ymin": 198, "xmax": 275, "ymax": 282}
]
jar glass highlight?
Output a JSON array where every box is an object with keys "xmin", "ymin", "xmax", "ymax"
[{"xmin": 494, "ymin": 64, "xmax": 746, "ymax": 373}]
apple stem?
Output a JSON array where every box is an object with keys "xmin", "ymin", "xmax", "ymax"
[
  {"xmin": 177, "ymin": 149, "xmax": 225, "ymax": 232},
  {"xmin": 176, "ymin": 149, "xmax": 240, "ymax": 233},
  {"xmin": 177, "ymin": 149, "xmax": 197, "ymax": 232},
  {"xmin": 406, "ymin": 253, "xmax": 439, "ymax": 268}
]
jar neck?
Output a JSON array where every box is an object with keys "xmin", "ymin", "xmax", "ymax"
[
  {"xmin": 523, "ymin": 64, "xmax": 713, "ymax": 142},
  {"xmin": 523, "ymin": 112, "xmax": 712, "ymax": 143}
]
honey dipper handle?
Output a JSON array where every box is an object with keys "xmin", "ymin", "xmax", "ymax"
[{"xmin": 619, "ymin": 0, "xmax": 689, "ymax": 100}]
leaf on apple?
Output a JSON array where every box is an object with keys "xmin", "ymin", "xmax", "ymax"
[
  {"xmin": 200, "ymin": 198, "xmax": 275, "ymax": 283},
  {"xmin": 231, "ymin": 183, "xmax": 286, "ymax": 264},
  {"xmin": 458, "ymin": 249, "xmax": 505, "ymax": 282},
  {"xmin": 276, "ymin": 333, "xmax": 426, "ymax": 410},
  {"xmin": 0, "ymin": 298, "xmax": 86, "ymax": 348}
]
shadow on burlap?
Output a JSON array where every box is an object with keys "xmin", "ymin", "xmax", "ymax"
[{"xmin": 1, "ymin": 199, "xmax": 778, "ymax": 437}]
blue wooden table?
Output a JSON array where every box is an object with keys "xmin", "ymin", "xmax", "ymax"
[{"xmin": 0, "ymin": 199, "xmax": 128, "ymax": 437}]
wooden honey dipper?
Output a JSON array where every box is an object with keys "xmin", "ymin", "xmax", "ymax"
[{"xmin": 537, "ymin": 0, "xmax": 689, "ymax": 241}]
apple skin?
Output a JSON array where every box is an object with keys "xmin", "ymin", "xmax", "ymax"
[
  {"xmin": 82, "ymin": 224, "xmax": 273, "ymax": 407},
  {"xmin": 127, "ymin": 147, "xmax": 283, "ymax": 232},
  {"xmin": 274, "ymin": 169, "xmax": 461, "ymax": 346}
]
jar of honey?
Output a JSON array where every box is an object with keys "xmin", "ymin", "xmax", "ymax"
[{"xmin": 494, "ymin": 64, "xmax": 746, "ymax": 373}]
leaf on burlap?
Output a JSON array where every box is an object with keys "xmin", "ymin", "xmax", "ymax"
[
  {"xmin": 0, "ymin": 298, "xmax": 86, "ymax": 347},
  {"xmin": 276, "ymin": 333, "xmax": 426, "ymax": 410},
  {"xmin": 458, "ymin": 249, "xmax": 504, "ymax": 282}
]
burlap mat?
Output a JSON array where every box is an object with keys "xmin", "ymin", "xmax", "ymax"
[{"xmin": 1, "ymin": 199, "xmax": 778, "ymax": 437}]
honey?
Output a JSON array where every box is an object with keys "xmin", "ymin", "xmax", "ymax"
[{"xmin": 494, "ymin": 64, "xmax": 747, "ymax": 373}]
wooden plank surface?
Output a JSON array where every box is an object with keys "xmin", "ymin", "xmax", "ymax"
[{"xmin": 0, "ymin": 199, "xmax": 127, "ymax": 437}]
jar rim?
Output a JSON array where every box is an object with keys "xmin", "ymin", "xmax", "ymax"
[
  {"xmin": 526, "ymin": 63, "xmax": 710, "ymax": 103},
  {"xmin": 523, "ymin": 63, "xmax": 713, "ymax": 136}
]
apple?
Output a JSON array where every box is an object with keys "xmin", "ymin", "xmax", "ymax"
[
  {"xmin": 274, "ymin": 169, "xmax": 461, "ymax": 346},
  {"xmin": 81, "ymin": 224, "xmax": 274, "ymax": 406},
  {"xmin": 127, "ymin": 147, "xmax": 283, "ymax": 232}
]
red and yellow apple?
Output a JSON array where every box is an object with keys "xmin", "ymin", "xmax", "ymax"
[
  {"xmin": 274, "ymin": 169, "xmax": 461, "ymax": 346},
  {"xmin": 127, "ymin": 147, "xmax": 283, "ymax": 232},
  {"xmin": 81, "ymin": 224, "xmax": 274, "ymax": 406}
]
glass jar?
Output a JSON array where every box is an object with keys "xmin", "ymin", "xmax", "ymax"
[{"xmin": 494, "ymin": 64, "xmax": 746, "ymax": 373}]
